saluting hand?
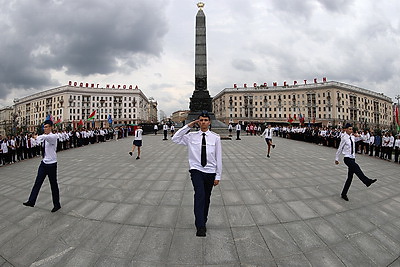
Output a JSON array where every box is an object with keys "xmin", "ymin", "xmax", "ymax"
[{"xmin": 188, "ymin": 119, "xmax": 200, "ymax": 128}]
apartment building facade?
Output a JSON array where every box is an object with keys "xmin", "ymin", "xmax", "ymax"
[
  {"xmin": 12, "ymin": 83, "xmax": 154, "ymax": 132},
  {"xmin": 213, "ymin": 80, "xmax": 393, "ymax": 129}
]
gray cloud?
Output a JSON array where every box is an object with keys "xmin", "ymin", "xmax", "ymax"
[
  {"xmin": 0, "ymin": 0, "xmax": 168, "ymax": 99},
  {"xmin": 232, "ymin": 59, "xmax": 256, "ymax": 72},
  {"xmin": 317, "ymin": 0, "xmax": 354, "ymax": 13},
  {"xmin": 1, "ymin": 0, "xmax": 399, "ymax": 116}
]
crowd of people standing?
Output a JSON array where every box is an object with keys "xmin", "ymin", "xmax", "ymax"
[
  {"xmin": 0, "ymin": 126, "xmax": 131, "ymax": 166},
  {"xmin": 274, "ymin": 125, "xmax": 400, "ymax": 164}
]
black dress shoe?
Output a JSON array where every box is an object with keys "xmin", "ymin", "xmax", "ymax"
[
  {"xmin": 129, "ymin": 152, "xmax": 132, "ymax": 156},
  {"xmin": 367, "ymin": 179, "xmax": 377, "ymax": 187},
  {"xmin": 51, "ymin": 206, "xmax": 61, "ymax": 213},
  {"xmin": 23, "ymin": 202, "xmax": 34, "ymax": 207},
  {"xmin": 341, "ymin": 195, "xmax": 349, "ymax": 201},
  {"xmin": 136, "ymin": 156, "xmax": 140, "ymax": 160},
  {"xmin": 196, "ymin": 227, "xmax": 206, "ymax": 237}
]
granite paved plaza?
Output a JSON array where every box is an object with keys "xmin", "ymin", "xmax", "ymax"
[{"xmin": 1, "ymin": 133, "xmax": 400, "ymax": 266}]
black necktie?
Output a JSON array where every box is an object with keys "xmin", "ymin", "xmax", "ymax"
[
  {"xmin": 136, "ymin": 131, "xmax": 139, "ymax": 137},
  {"xmin": 350, "ymin": 136, "xmax": 354, "ymax": 155},
  {"xmin": 201, "ymin": 133, "xmax": 207, "ymax": 167},
  {"xmin": 42, "ymin": 140, "xmax": 46, "ymax": 158}
]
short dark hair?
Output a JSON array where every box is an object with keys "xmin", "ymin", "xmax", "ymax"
[
  {"xmin": 44, "ymin": 120, "xmax": 53, "ymax": 126},
  {"xmin": 343, "ymin": 123, "xmax": 352, "ymax": 129},
  {"xmin": 197, "ymin": 110, "xmax": 211, "ymax": 120}
]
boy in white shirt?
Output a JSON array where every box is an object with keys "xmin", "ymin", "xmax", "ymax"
[{"xmin": 335, "ymin": 123, "xmax": 377, "ymax": 201}]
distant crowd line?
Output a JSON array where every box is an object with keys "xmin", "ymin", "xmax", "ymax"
[
  {"xmin": 275, "ymin": 125, "xmax": 399, "ymax": 164},
  {"xmin": 0, "ymin": 126, "xmax": 131, "ymax": 166},
  {"xmin": 227, "ymin": 122, "xmax": 400, "ymax": 164}
]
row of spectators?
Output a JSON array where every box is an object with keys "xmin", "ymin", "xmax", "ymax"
[
  {"xmin": 0, "ymin": 126, "xmax": 131, "ymax": 166},
  {"xmin": 274, "ymin": 126, "xmax": 400, "ymax": 163}
]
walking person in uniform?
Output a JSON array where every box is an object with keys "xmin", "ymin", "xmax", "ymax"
[
  {"xmin": 261, "ymin": 124, "xmax": 276, "ymax": 158},
  {"xmin": 335, "ymin": 123, "xmax": 377, "ymax": 201},
  {"xmin": 23, "ymin": 120, "xmax": 61, "ymax": 212},
  {"xmin": 172, "ymin": 111, "xmax": 222, "ymax": 237},
  {"xmin": 129, "ymin": 125, "xmax": 143, "ymax": 160}
]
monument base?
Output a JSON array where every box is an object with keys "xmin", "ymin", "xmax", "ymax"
[{"xmin": 185, "ymin": 111, "xmax": 227, "ymax": 129}]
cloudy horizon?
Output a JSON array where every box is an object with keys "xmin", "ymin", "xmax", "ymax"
[{"xmin": 1, "ymin": 0, "xmax": 399, "ymax": 117}]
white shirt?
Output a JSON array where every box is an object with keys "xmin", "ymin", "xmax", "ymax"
[
  {"xmin": 395, "ymin": 139, "xmax": 400, "ymax": 148},
  {"xmin": 363, "ymin": 133, "xmax": 370, "ymax": 143},
  {"xmin": 1, "ymin": 142, "xmax": 8, "ymax": 153},
  {"xmin": 134, "ymin": 129, "xmax": 143, "ymax": 140},
  {"xmin": 335, "ymin": 133, "xmax": 361, "ymax": 161},
  {"xmin": 236, "ymin": 124, "xmax": 241, "ymax": 131},
  {"xmin": 170, "ymin": 125, "xmax": 175, "ymax": 131},
  {"xmin": 261, "ymin": 128, "xmax": 273, "ymax": 139},
  {"xmin": 369, "ymin": 135, "xmax": 375, "ymax": 145},
  {"xmin": 163, "ymin": 124, "xmax": 168, "ymax": 131},
  {"xmin": 36, "ymin": 133, "xmax": 58, "ymax": 164},
  {"xmin": 9, "ymin": 139, "xmax": 16, "ymax": 150},
  {"xmin": 382, "ymin": 136, "xmax": 389, "ymax": 147},
  {"xmin": 172, "ymin": 125, "xmax": 222, "ymax": 180}
]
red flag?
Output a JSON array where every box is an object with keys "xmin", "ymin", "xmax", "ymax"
[
  {"xmin": 88, "ymin": 110, "xmax": 96, "ymax": 120},
  {"xmin": 287, "ymin": 116, "xmax": 294, "ymax": 124},
  {"xmin": 396, "ymin": 105, "xmax": 400, "ymax": 126},
  {"xmin": 78, "ymin": 119, "xmax": 84, "ymax": 126},
  {"xmin": 54, "ymin": 117, "xmax": 62, "ymax": 124}
]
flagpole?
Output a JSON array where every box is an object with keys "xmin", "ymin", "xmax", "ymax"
[{"xmin": 396, "ymin": 95, "xmax": 400, "ymax": 132}]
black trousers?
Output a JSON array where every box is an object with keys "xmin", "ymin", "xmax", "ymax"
[
  {"xmin": 163, "ymin": 130, "xmax": 168, "ymax": 140},
  {"xmin": 27, "ymin": 161, "xmax": 60, "ymax": 207},
  {"xmin": 395, "ymin": 147, "xmax": 399, "ymax": 163},
  {"xmin": 190, "ymin": 169, "xmax": 215, "ymax": 228},
  {"xmin": 236, "ymin": 130, "xmax": 241, "ymax": 140},
  {"xmin": 342, "ymin": 157, "xmax": 371, "ymax": 196},
  {"xmin": 375, "ymin": 145, "xmax": 380, "ymax": 157}
]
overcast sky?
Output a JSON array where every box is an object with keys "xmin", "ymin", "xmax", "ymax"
[{"xmin": 1, "ymin": 0, "xmax": 399, "ymax": 117}]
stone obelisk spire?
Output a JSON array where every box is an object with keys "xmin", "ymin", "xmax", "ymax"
[{"xmin": 188, "ymin": 2, "xmax": 213, "ymax": 115}]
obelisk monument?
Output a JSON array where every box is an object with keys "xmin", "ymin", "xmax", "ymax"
[{"xmin": 187, "ymin": 2, "xmax": 214, "ymax": 121}]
